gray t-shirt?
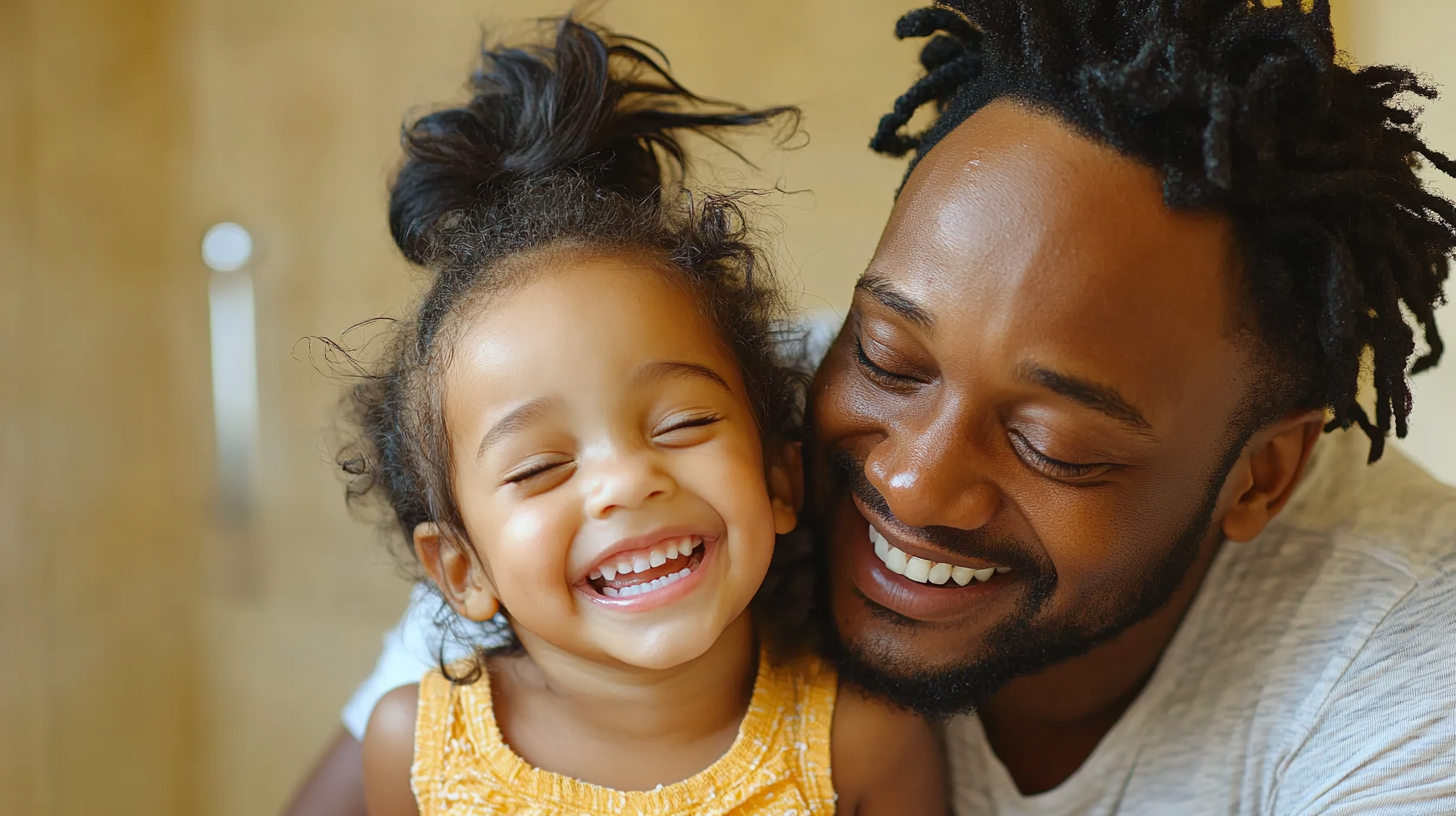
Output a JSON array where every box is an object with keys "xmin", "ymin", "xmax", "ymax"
[{"xmin": 946, "ymin": 428, "xmax": 1456, "ymax": 815}]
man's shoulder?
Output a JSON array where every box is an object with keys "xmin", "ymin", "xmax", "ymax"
[
  {"xmin": 1233, "ymin": 429, "xmax": 1456, "ymax": 748},
  {"xmin": 1174, "ymin": 430, "xmax": 1456, "ymax": 745},
  {"xmin": 1276, "ymin": 429, "xmax": 1456, "ymax": 581}
]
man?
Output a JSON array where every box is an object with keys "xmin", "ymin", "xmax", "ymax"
[{"xmin": 286, "ymin": 2, "xmax": 1456, "ymax": 813}]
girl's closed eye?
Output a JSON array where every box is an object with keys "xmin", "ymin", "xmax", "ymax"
[
  {"xmin": 652, "ymin": 412, "xmax": 722, "ymax": 445},
  {"xmin": 502, "ymin": 455, "xmax": 575, "ymax": 488}
]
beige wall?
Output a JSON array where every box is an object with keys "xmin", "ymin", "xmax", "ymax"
[
  {"xmin": 1, "ymin": 0, "xmax": 208, "ymax": 813},
  {"xmin": 1340, "ymin": 0, "xmax": 1456, "ymax": 486}
]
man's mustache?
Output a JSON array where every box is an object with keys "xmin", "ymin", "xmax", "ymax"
[{"xmin": 830, "ymin": 450, "xmax": 1050, "ymax": 580}]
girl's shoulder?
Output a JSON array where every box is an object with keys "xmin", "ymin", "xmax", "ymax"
[
  {"xmin": 363, "ymin": 683, "xmax": 423, "ymax": 816},
  {"xmin": 363, "ymin": 666, "xmax": 485, "ymax": 816}
]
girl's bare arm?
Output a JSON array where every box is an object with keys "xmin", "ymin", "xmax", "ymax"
[
  {"xmin": 361, "ymin": 685, "xmax": 422, "ymax": 816},
  {"xmin": 831, "ymin": 684, "xmax": 948, "ymax": 816}
]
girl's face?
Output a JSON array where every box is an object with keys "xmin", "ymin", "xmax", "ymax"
[{"xmin": 432, "ymin": 254, "xmax": 796, "ymax": 671}]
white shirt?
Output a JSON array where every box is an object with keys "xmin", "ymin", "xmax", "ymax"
[
  {"xmin": 946, "ymin": 429, "xmax": 1456, "ymax": 815},
  {"xmin": 340, "ymin": 583, "xmax": 510, "ymax": 739}
]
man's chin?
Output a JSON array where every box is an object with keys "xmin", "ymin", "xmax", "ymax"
[
  {"xmin": 820, "ymin": 611, "xmax": 1001, "ymax": 719},
  {"xmin": 821, "ymin": 578, "xmax": 1074, "ymax": 719}
]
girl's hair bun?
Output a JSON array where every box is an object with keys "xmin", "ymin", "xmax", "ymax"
[{"xmin": 389, "ymin": 16, "xmax": 793, "ymax": 265}]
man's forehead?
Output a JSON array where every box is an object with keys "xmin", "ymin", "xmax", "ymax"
[{"xmin": 872, "ymin": 100, "xmax": 1236, "ymax": 329}]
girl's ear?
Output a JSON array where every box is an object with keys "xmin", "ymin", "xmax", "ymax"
[
  {"xmin": 414, "ymin": 522, "xmax": 500, "ymax": 622},
  {"xmin": 767, "ymin": 442, "xmax": 804, "ymax": 536}
]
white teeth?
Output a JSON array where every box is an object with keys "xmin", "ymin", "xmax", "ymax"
[
  {"xmin": 601, "ymin": 567, "xmax": 692, "ymax": 600},
  {"xmin": 592, "ymin": 538, "xmax": 706, "ymax": 592},
  {"xmin": 870, "ymin": 527, "xmax": 891, "ymax": 559},
  {"xmin": 868, "ymin": 524, "xmax": 1011, "ymax": 587},
  {"xmin": 904, "ymin": 557, "xmax": 932, "ymax": 583},
  {"xmin": 884, "ymin": 548, "xmax": 909, "ymax": 575}
]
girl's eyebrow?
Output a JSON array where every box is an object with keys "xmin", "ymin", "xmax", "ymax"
[
  {"xmin": 477, "ymin": 396, "xmax": 564, "ymax": 459},
  {"xmin": 634, "ymin": 360, "xmax": 733, "ymax": 393}
]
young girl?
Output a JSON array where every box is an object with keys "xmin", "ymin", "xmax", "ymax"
[{"xmin": 348, "ymin": 18, "xmax": 944, "ymax": 816}]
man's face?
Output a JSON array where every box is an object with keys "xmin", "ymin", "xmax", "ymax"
[{"xmin": 812, "ymin": 100, "xmax": 1259, "ymax": 716}]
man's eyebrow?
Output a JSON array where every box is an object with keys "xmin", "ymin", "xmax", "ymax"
[
  {"xmin": 855, "ymin": 274, "xmax": 935, "ymax": 334},
  {"xmin": 477, "ymin": 396, "xmax": 563, "ymax": 459},
  {"xmin": 1015, "ymin": 362, "xmax": 1155, "ymax": 434},
  {"xmin": 633, "ymin": 360, "xmax": 734, "ymax": 393}
]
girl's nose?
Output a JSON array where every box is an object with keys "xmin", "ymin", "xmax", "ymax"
[{"xmin": 583, "ymin": 451, "xmax": 677, "ymax": 518}]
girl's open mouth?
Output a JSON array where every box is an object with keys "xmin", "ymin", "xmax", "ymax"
[{"xmin": 586, "ymin": 536, "xmax": 708, "ymax": 599}]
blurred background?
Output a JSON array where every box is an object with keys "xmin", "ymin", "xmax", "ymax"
[{"xmin": 1, "ymin": 1, "xmax": 1452, "ymax": 814}]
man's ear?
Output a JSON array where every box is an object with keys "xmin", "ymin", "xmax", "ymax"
[
  {"xmin": 1220, "ymin": 410, "xmax": 1325, "ymax": 543},
  {"xmin": 414, "ymin": 522, "xmax": 499, "ymax": 622},
  {"xmin": 768, "ymin": 442, "xmax": 804, "ymax": 536}
]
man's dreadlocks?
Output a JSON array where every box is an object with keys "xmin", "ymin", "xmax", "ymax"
[{"xmin": 873, "ymin": 0, "xmax": 1453, "ymax": 462}]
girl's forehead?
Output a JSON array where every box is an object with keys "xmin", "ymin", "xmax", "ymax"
[{"xmin": 448, "ymin": 255, "xmax": 743, "ymax": 401}]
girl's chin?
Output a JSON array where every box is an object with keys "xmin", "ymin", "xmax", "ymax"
[
  {"xmin": 601, "ymin": 625, "xmax": 726, "ymax": 671},
  {"xmin": 595, "ymin": 604, "xmax": 757, "ymax": 672}
]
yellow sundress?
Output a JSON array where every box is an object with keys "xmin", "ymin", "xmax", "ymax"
[{"xmin": 410, "ymin": 649, "xmax": 838, "ymax": 815}]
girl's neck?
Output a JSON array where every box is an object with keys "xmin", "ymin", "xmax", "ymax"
[{"xmin": 501, "ymin": 612, "xmax": 758, "ymax": 748}]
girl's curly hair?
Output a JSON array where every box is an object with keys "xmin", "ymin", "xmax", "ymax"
[{"xmin": 337, "ymin": 17, "xmax": 810, "ymax": 680}]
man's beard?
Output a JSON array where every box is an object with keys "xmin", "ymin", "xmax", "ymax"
[{"xmin": 815, "ymin": 446, "xmax": 1238, "ymax": 720}]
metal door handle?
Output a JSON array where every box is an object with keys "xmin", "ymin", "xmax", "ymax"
[{"xmin": 202, "ymin": 222, "xmax": 259, "ymax": 526}]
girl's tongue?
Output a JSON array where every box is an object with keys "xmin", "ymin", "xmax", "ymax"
[{"xmin": 589, "ymin": 536, "xmax": 706, "ymax": 598}]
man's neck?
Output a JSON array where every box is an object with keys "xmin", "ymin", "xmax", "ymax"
[{"xmin": 976, "ymin": 534, "xmax": 1225, "ymax": 795}]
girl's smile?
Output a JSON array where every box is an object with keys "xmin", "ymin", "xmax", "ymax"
[{"xmin": 580, "ymin": 532, "xmax": 716, "ymax": 610}]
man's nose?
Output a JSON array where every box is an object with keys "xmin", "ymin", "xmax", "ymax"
[
  {"xmin": 583, "ymin": 448, "xmax": 677, "ymax": 518},
  {"xmin": 864, "ymin": 416, "xmax": 999, "ymax": 532}
]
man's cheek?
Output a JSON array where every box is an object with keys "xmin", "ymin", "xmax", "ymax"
[
  {"xmin": 1029, "ymin": 510, "xmax": 1130, "ymax": 598},
  {"xmin": 1037, "ymin": 508, "xmax": 1174, "ymax": 603},
  {"xmin": 813, "ymin": 357, "xmax": 883, "ymax": 436}
]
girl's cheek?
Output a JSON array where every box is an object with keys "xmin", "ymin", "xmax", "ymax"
[
  {"xmin": 495, "ymin": 507, "xmax": 569, "ymax": 589},
  {"xmin": 502, "ymin": 508, "xmax": 549, "ymax": 546}
]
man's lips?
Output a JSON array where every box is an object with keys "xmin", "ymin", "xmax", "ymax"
[
  {"xmin": 839, "ymin": 499, "xmax": 1020, "ymax": 623},
  {"xmin": 854, "ymin": 496, "xmax": 1012, "ymax": 576},
  {"xmin": 871, "ymin": 524, "xmax": 1013, "ymax": 586}
]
